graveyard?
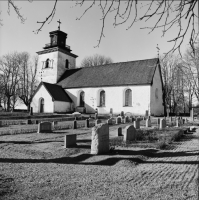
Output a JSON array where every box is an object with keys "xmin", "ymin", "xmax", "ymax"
[{"xmin": 0, "ymin": 113, "xmax": 198, "ymax": 199}]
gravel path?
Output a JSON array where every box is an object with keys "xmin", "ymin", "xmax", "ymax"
[{"xmin": 0, "ymin": 127, "xmax": 198, "ymax": 199}]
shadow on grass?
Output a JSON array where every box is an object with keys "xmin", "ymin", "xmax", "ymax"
[{"xmin": 0, "ymin": 148, "xmax": 198, "ymax": 165}]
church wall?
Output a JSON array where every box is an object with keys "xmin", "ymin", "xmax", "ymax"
[
  {"xmin": 150, "ymin": 64, "xmax": 164, "ymax": 116},
  {"xmin": 65, "ymin": 85, "xmax": 151, "ymax": 115},
  {"xmin": 31, "ymin": 85, "xmax": 54, "ymax": 113},
  {"xmin": 54, "ymin": 101, "xmax": 71, "ymax": 113},
  {"xmin": 37, "ymin": 51, "xmax": 59, "ymax": 84}
]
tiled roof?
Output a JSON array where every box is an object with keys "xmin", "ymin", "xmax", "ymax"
[
  {"xmin": 57, "ymin": 58, "xmax": 159, "ymax": 88},
  {"xmin": 42, "ymin": 82, "xmax": 72, "ymax": 102}
]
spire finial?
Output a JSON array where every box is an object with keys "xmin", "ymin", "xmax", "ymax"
[
  {"xmin": 156, "ymin": 44, "xmax": 160, "ymax": 58},
  {"xmin": 57, "ymin": 19, "xmax": 61, "ymax": 30}
]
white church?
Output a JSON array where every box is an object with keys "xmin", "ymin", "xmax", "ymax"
[{"xmin": 31, "ymin": 28, "xmax": 165, "ymax": 116}]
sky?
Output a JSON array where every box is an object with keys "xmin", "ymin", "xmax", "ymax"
[{"xmin": 0, "ymin": 1, "xmax": 198, "ymax": 67}]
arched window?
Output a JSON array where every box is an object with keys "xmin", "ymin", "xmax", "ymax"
[
  {"xmin": 155, "ymin": 88, "xmax": 158, "ymax": 99},
  {"xmin": 99, "ymin": 90, "xmax": 105, "ymax": 107},
  {"xmin": 125, "ymin": 89, "xmax": 132, "ymax": 106},
  {"xmin": 80, "ymin": 91, "xmax": 85, "ymax": 107},
  {"xmin": 39, "ymin": 98, "xmax": 44, "ymax": 113},
  {"xmin": 45, "ymin": 59, "xmax": 50, "ymax": 68},
  {"xmin": 65, "ymin": 59, "xmax": 69, "ymax": 68}
]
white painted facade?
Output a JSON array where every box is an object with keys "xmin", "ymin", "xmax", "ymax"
[
  {"xmin": 65, "ymin": 81, "xmax": 164, "ymax": 116},
  {"xmin": 150, "ymin": 64, "xmax": 165, "ymax": 116},
  {"xmin": 36, "ymin": 50, "xmax": 76, "ymax": 84},
  {"xmin": 31, "ymin": 85, "xmax": 71, "ymax": 113}
]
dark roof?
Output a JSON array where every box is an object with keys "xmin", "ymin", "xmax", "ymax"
[
  {"xmin": 57, "ymin": 58, "xmax": 159, "ymax": 88},
  {"xmin": 41, "ymin": 82, "xmax": 72, "ymax": 102}
]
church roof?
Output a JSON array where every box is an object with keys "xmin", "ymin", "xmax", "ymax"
[
  {"xmin": 57, "ymin": 58, "xmax": 159, "ymax": 88},
  {"xmin": 38, "ymin": 82, "xmax": 72, "ymax": 102}
]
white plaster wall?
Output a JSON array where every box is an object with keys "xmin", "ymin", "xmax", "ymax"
[
  {"xmin": 150, "ymin": 64, "xmax": 165, "ymax": 116},
  {"xmin": 31, "ymin": 85, "xmax": 54, "ymax": 113},
  {"xmin": 54, "ymin": 101, "xmax": 71, "ymax": 113},
  {"xmin": 66, "ymin": 85, "xmax": 151, "ymax": 115},
  {"xmin": 37, "ymin": 51, "xmax": 59, "ymax": 84}
]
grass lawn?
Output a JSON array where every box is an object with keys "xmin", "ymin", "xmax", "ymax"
[{"xmin": 0, "ymin": 121, "xmax": 198, "ymax": 199}]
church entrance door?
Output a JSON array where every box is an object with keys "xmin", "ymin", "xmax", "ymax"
[{"xmin": 40, "ymin": 98, "xmax": 44, "ymax": 113}]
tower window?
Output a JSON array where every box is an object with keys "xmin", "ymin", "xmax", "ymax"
[
  {"xmin": 65, "ymin": 59, "xmax": 69, "ymax": 68},
  {"xmin": 45, "ymin": 59, "xmax": 50, "ymax": 68}
]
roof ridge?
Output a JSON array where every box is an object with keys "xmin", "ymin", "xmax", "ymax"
[{"xmin": 76, "ymin": 57, "xmax": 158, "ymax": 69}]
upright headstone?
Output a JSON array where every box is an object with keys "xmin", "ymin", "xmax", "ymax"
[
  {"xmin": 29, "ymin": 107, "xmax": 33, "ymax": 116},
  {"xmin": 73, "ymin": 120, "xmax": 77, "ymax": 129},
  {"xmin": 134, "ymin": 119, "xmax": 140, "ymax": 129},
  {"xmin": 131, "ymin": 117, "xmax": 135, "ymax": 123},
  {"xmin": 64, "ymin": 134, "xmax": 76, "ymax": 148},
  {"xmin": 95, "ymin": 119, "xmax": 101, "ymax": 126},
  {"xmin": 27, "ymin": 119, "xmax": 32, "ymax": 125},
  {"xmin": 157, "ymin": 118, "xmax": 160, "ymax": 128},
  {"xmin": 123, "ymin": 125, "xmax": 136, "ymax": 141},
  {"xmin": 85, "ymin": 119, "xmax": 89, "ymax": 128},
  {"xmin": 37, "ymin": 122, "xmax": 52, "ymax": 133},
  {"xmin": 52, "ymin": 121, "xmax": 58, "ymax": 128},
  {"xmin": 167, "ymin": 108, "xmax": 169, "ymax": 118},
  {"xmin": 121, "ymin": 111, "xmax": 124, "ymax": 118},
  {"xmin": 95, "ymin": 113, "xmax": 98, "ymax": 120},
  {"xmin": 107, "ymin": 118, "xmax": 112, "ymax": 125},
  {"xmin": 146, "ymin": 119, "xmax": 151, "ymax": 128},
  {"xmin": 91, "ymin": 123, "xmax": 109, "ymax": 155},
  {"xmin": 116, "ymin": 117, "xmax": 122, "ymax": 124},
  {"xmin": 125, "ymin": 116, "xmax": 129, "ymax": 123},
  {"xmin": 176, "ymin": 118, "xmax": 180, "ymax": 127},
  {"xmin": 190, "ymin": 108, "xmax": 194, "ymax": 121},
  {"xmin": 118, "ymin": 127, "xmax": 123, "ymax": 136},
  {"xmin": 160, "ymin": 119, "xmax": 166, "ymax": 129}
]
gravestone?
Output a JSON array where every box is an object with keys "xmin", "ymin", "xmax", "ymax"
[
  {"xmin": 91, "ymin": 123, "xmax": 109, "ymax": 155},
  {"xmin": 167, "ymin": 108, "xmax": 169, "ymax": 118},
  {"xmin": 95, "ymin": 119, "xmax": 101, "ymax": 126},
  {"xmin": 146, "ymin": 119, "xmax": 151, "ymax": 127},
  {"xmin": 107, "ymin": 118, "xmax": 112, "ymax": 125},
  {"xmin": 176, "ymin": 118, "xmax": 180, "ymax": 127},
  {"xmin": 64, "ymin": 134, "xmax": 76, "ymax": 148},
  {"xmin": 157, "ymin": 118, "xmax": 160, "ymax": 128},
  {"xmin": 131, "ymin": 117, "xmax": 135, "ymax": 123},
  {"xmin": 36, "ymin": 120, "xmax": 39, "ymax": 124},
  {"xmin": 121, "ymin": 111, "xmax": 124, "ymax": 118},
  {"xmin": 73, "ymin": 120, "xmax": 77, "ymax": 129},
  {"xmin": 118, "ymin": 127, "xmax": 123, "ymax": 136},
  {"xmin": 95, "ymin": 113, "xmax": 98, "ymax": 120},
  {"xmin": 116, "ymin": 117, "xmax": 122, "ymax": 124},
  {"xmin": 85, "ymin": 119, "xmax": 89, "ymax": 128},
  {"xmin": 52, "ymin": 121, "xmax": 58, "ymax": 128},
  {"xmin": 160, "ymin": 119, "xmax": 166, "ymax": 129},
  {"xmin": 123, "ymin": 125, "xmax": 136, "ymax": 141},
  {"xmin": 134, "ymin": 119, "xmax": 140, "ymax": 129},
  {"xmin": 27, "ymin": 119, "xmax": 32, "ymax": 125},
  {"xmin": 190, "ymin": 108, "xmax": 194, "ymax": 121},
  {"xmin": 37, "ymin": 122, "xmax": 52, "ymax": 133},
  {"xmin": 125, "ymin": 116, "xmax": 129, "ymax": 123},
  {"xmin": 29, "ymin": 107, "xmax": 33, "ymax": 116}
]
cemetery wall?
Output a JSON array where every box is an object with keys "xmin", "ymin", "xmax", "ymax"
[
  {"xmin": 31, "ymin": 85, "xmax": 54, "ymax": 113},
  {"xmin": 66, "ymin": 85, "xmax": 150, "ymax": 115},
  {"xmin": 150, "ymin": 64, "xmax": 164, "ymax": 116}
]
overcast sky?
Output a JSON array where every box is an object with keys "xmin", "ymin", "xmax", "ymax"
[{"xmin": 0, "ymin": 1, "xmax": 198, "ymax": 66}]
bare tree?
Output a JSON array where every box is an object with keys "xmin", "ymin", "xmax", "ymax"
[
  {"xmin": 17, "ymin": 53, "xmax": 39, "ymax": 111},
  {"xmin": 3, "ymin": 0, "xmax": 198, "ymax": 55},
  {"xmin": 80, "ymin": 54, "xmax": 113, "ymax": 67},
  {"xmin": 182, "ymin": 39, "xmax": 199, "ymax": 104},
  {"xmin": 0, "ymin": 52, "xmax": 21, "ymax": 111}
]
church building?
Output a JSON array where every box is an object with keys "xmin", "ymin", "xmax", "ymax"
[{"xmin": 31, "ymin": 27, "xmax": 165, "ymax": 116}]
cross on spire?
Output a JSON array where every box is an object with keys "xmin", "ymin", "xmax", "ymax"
[
  {"xmin": 156, "ymin": 44, "xmax": 160, "ymax": 58},
  {"xmin": 57, "ymin": 19, "xmax": 61, "ymax": 30}
]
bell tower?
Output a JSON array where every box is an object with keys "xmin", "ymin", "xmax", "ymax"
[{"xmin": 36, "ymin": 21, "xmax": 78, "ymax": 84}]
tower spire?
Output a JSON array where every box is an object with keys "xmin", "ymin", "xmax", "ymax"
[{"xmin": 57, "ymin": 19, "xmax": 61, "ymax": 30}]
